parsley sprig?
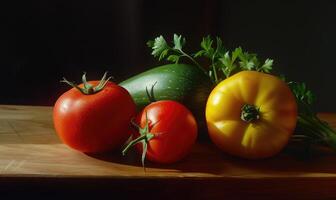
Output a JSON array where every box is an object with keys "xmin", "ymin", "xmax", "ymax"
[
  {"xmin": 288, "ymin": 81, "xmax": 336, "ymax": 150},
  {"xmin": 147, "ymin": 34, "xmax": 273, "ymax": 84},
  {"xmin": 146, "ymin": 34, "xmax": 206, "ymax": 74}
]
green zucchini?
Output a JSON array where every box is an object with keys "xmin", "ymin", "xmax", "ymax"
[{"xmin": 119, "ymin": 64, "xmax": 212, "ymax": 136}]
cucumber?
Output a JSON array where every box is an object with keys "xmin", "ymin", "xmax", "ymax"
[{"xmin": 119, "ymin": 64, "xmax": 212, "ymax": 137}]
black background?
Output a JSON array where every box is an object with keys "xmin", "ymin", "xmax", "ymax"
[{"xmin": 2, "ymin": 0, "xmax": 336, "ymax": 111}]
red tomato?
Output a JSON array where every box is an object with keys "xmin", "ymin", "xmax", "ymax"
[
  {"xmin": 123, "ymin": 100, "xmax": 198, "ymax": 164},
  {"xmin": 53, "ymin": 80, "xmax": 136, "ymax": 153}
]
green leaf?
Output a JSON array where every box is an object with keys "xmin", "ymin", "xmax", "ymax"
[
  {"xmin": 194, "ymin": 50, "xmax": 206, "ymax": 58},
  {"xmin": 194, "ymin": 35, "xmax": 215, "ymax": 58},
  {"xmin": 232, "ymin": 47, "xmax": 242, "ymax": 64},
  {"xmin": 159, "ymin": 49, "xmax": 170, "ymax": 61},
  {"xmin": 306, "ymin": 90, "xmax": 314, "ymax": 105},
  {"xmin": 199, "ymin": 35, "xmax": 214, "ymax": 58},
  {"xmin": 239, "ymin": 60, "xmax": 255, "ymax": 70},
  {"xmin": 150, "ymin": 35, "xmax": 171, "ymax": 60},
  {"xmin": 201, "ymin": 35, "xmax": 213, "ymax": 51},
  {"xmin": 237, "ymin": 50, "xmax": 261, "ymax": 71},
  {"xmin": 288, "ymin": 82, "xmax": 315, "ymax": 106},
  {"xmin": 260, "ymin": 58, "xmax": 273, "ymax": 72},
  {"xmin": 218, "ymin": 50, "xmax": 240, "ymax": 78},
  {"xmin": 215, "ymin": 37, "xmax": 226, "ymax": 58},
  {"xmin": 220, "ymin": 51, "xmax": 231, "ymax": 67},
  {"xmin": 238, "ymin": 51, "xmax": 247, "ymax": 62},
  {"xmin": 167, "ymin": 55, "xmax": 180, "ymax": 63},
  {"xmin": 251, "ymin": 55, "xmax": 260, "ymax": 67},
  {"xmin": 146, "ymin": 40, "xmax": 154, "ymax": 48},
  {"xmin": 173, "ymin": 34, "xmax": 186, "ymax": 50}
]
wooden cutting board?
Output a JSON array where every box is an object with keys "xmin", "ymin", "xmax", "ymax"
[{"xmin": 0, "ymin": 105, "xmax": 335, "ymax": 199}]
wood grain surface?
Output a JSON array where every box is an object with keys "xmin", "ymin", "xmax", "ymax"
[{"xmin": 0, "ymin": 105, "xmax": 336, "ymax": 199}]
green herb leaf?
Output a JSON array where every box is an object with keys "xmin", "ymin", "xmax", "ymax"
[
  {"xmin": 167, "ymin": 55, "xmax": 180, "ymax": 63},
  {"xmin": 239, "ymin": 59, "xmax": 255, "ymax": 70},
  {"xmin": 201, "ymin": 35, "xmax": 213, "ymax": 52},
  {"xmin": 194, "ymin": 50, "xmax": 206, "ymax": 58},
  {"xmin": 215, "ymin": 37, "xmax": 226, "ymax": 58},
  {"xmin": 288, "ymin": 82, "xmax": 315, "ymax": 106},
  {"xmin": 238, "ymin": 51, "xmax": 264, "ymax": 71},
  {"xmin": 220, "ymin": 51, "xmax": 231, "ymax": 68},
  {"xmin": 194, "ymin": 35, "xmax": 214, "ymax": 58},
  {"xmin": 173, "ymin": 34, "xmax": 186, "ymax": 50},
  {"xmin": 232, "ymin": 47, "xmax": 242, "ymax": 64},
  {"xmin": 148, "ymin": 36, "xmax": 171, "ymax": 61},
  {"xmin": 259, "ymin": 59, "xmax": 273, "ymax": 72},
  {"xmin": 146, "ymin": 40, "xmax": 154, "ymax": 48},
  {"xmin": 147, "ymin": 35, "xmax": 206, "ymax": 74},
  {"xmin": 218, "ymin": 50, "xmax": 238, "ymax": 78}
]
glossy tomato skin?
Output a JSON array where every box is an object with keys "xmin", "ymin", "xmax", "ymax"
[
  {"xmin": 53, "ymin": 81, "xmax": 136, "ymax": 153},
  {"xmin": 206, "ymin": 71, "xmax": 297, "ymax": 159},
  {"xmin": 134, "ymin": 100, "xmax": 197, "ymax": 164}
]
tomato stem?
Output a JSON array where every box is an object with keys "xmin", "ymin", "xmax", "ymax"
[
  {"xmin": 61, "ymin": 72, "xmax": 112, "ymax": 95},
  {"xmin": 241, "ymin": 104, "xmax": 260, "ymax": 122},
  {"xmin": 122, "ymin": 114, "xmax": 154, "ymax": 168},
  {"xmin": 145, "ymin": 81, "xmax": 157, "ymax": 103},
  {"xmin": 122, "ymin": 134, "xmax": 147, "ymax": 156}
]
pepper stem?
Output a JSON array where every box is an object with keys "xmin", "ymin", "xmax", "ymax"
[
  {"xmin": 241, "ymin": 104, "xmax": 260, "ymax": 122},
  {"xmin": 61, "ymin": 72, "xmax": 113, "ymax": 95}
]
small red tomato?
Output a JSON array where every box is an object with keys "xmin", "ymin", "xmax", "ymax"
[
  {"xmin": 122, "ymin": 100, "xmax": 198, "ymax": 165},
  {"xmin": 53, "ymin": 73, "xmax": 136, "ymax": 153}
]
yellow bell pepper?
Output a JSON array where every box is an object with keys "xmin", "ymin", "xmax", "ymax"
[{"xmin": 206, "ymin": 71, "xmax": 297, "ymax": 159}]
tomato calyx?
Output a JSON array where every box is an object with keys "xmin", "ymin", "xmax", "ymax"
[
  {"xmin": 122, "ymin": 113, "xmax": 154, "ymax": 167},
  {"xmin": 241, "ymin": 104, "xmax": 260, "ymax": 122},
  {"xmin": 61, "ymin": 72, "xmax": 112, "ymax": 95}
]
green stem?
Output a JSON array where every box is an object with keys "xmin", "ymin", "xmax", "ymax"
[
  {"xmin": 178, "ymin": 49, "xmax": 208, "ymax": 75},
  {"xmin": 145, "ymin": 82, "xmax": 157, "ymax": 103},
  {"xmin": 61, "ymin": 72, "xmax": 112, "ymax": 95},
  {"xmin": 61, "ymin": 78, "xmax": 87, "ymax": 95},
  {"xmin": 297, "ymin": 114, "xmax": 336, "ymax": 150},
  {"xmin": 241, "ymin": 104, "xmax": 260, "ymax": 122},
  {"xmin": 211, "ymin": 46, "xmax": 220, "ymax": 84},
  {"xmin": 122, "ymin": 134, "xmax": 147, "ymax": 156},
  {"xmin": 211, "ymin": 63, "xmax": 218, "ymax": 84},
  {"xmin": 122, "ymin": 115, "xmax": 154, "ymax": 168}
]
